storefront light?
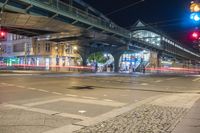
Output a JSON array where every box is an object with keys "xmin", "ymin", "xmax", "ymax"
[{"xmin": 73, "ymin": 46, "xmax": 78, "ymax": 50}]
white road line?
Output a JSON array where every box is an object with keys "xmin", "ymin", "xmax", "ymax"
[
  {"xmin": 140, "ymin": 83, "xmax": 148, "ymax": 86},
  {"xmin": 58, "ymin": 112, "xmax": 89, "ymax": 120},
  {"xmin": 23, "ymin": 98, "xmax": 64, "ymax": 106},
  {"xmin": 3, "ymin": 103, "xmax": 58, "ymax": 115},
  {"xmin": 52, "ymin": 92, "xmax": 63, "ymax": 95},
  {"xmin": 37, "ymin": 89, "xmax": 49, "ymax": 93},
  {"xmin": 65, "ymin": 94, "xmax": 78, "ymax": 97},
  {"xmin": 0, "ymin": 82, "xmax": 7, "ymax": 85},
  {"xmin": 43, "ymin": 125, "xmax": 83, "ymax": 133},
  {"xmin": 192, "ymin": 78, "xmax": 200, "ymax": 82},
  {"xmin": 78, "ymin": 110, "xmax": 87, "ymax": 114},
  {"xmin": 23, "ymin": 97, "xmax": 126, "ymax": 107},
  {"xmin": 28, "ymin": 87, "xmax": 37, "ymax": 90},
  {"xmin": 166, "ymin": 78, "xmax": 177, "ymax": 80},
  {"xmin": 3, "ymin": 103, "xmax": 89, "ymax": 121},
  {"xmin": 103, "ymin": 99, "xmax": 113, "ymax": 102},
  {"xmin": 16, "ymin": 86, "xmax": 25, "ymax": 88},
  {"xmin": 82, "ymin": 96, "xmax": 97, "ymax": 100},
  {"xmin": 155, "ymin": 80, "xmax": 162, "ymax": 83},
  {"xmin": 6, "ymin": 84, "xmax": 14, "ymax": 87}
]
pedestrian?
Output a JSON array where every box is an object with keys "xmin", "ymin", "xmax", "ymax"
[{"xmin": 95, "ymin": 63, "xmax": 98, "ymax": 72}]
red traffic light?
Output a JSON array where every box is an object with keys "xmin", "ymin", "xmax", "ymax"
[
  {"xmin": 0, "ymin": 31, "xmax": 5, "ymax": 37},
  {"xmin": 192, "ymin": 32, "xmax": 199, "ymax": 39},
  {"xmin": 0, "ymin": 30, "xmax": 6, "ymax": 40}
]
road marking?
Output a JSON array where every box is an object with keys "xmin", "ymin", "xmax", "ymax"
[
  {"xmin": 1, "ymin": 82, "xmax": 8, "ymax": 85},
  {"xmin": 28, "ymin": 87, "xmax": 37, "ymax": 90},
  {"xmin": 141, "ymin": 83, "xmax": 148, "ymax": 85},
  {"xmin": 43, "ymin": 125, "xmax": 83, "ymax": 133},
  {"xmin": 4, "ymin": 103, "xmax": 58, "ymax": 115},
  {"xmin": 23, "ymin": 98, "xmax": 64, "ymax": 106},
  {"xmin": 192, "ymin": 78, "xmax": 200, "ymax": 82},
  {"xmin": 52, "ymin": 92, "xmax": 63, "ymax": 95},
  {"xmin": 103, "ymin": 94, "xmax": 107, "ymax": 97},
  {"xmin": 151, "ymin": 93, "xmax": 200, "ymax": 108},
  {"xmin": 7, "ymin": 84, "xmax": 14, "ymax": 86},
  {"xmin": 23, "ymin": 97, "xmax": 126, "ymax": 107},
  {"xmin": 155, "ymin": 80, "xmax": 162, "ymax": 83},
  {"xmin": 103, "ymin": 99, "xmax": 113, "ymax": 102},
  {"xmin": 58, "ymin": 112, "xmax": 89, "ymax": 120},
  {"xmin": 3, "ymin": 103, "xmax": 89, "ymax": 120},
  {"xmin": 78, "ymin": 110, "xmax": 87, "ymax": 114},
  {"xmin": 166, "ymin": 78, "xmax": 177, "ymax": 80},
  {"xmin": 65, "ymin": 94, "xmax": 78, "ymax": 97},
  {"xmin": 82, "ymin": 96, "xmax": 97, "ymax": 100},
  {"xmin": 16, "ymin": 86, "xmax": 25, "ymax": 88},
  {"xmin": 37, "ymin": 89, "xmax": 49, "ymax": 93}
]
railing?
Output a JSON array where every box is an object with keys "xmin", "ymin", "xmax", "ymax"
[
  {"xmin": 24, "ymin": 0, "xmax": 130, "ymax": 38},
  {"xmin": 2, "ymin": 0, "xmax": 200, "ymax": 60}
]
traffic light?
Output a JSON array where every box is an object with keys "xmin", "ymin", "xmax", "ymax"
[
  {"xmin": 190, "ymin": 12, "xmax": 200, "ymax": 21},
  {"xmin": 190, "ymin": 2, "xmax": 200, "ymax": 12},
  {"xmin": 0, "ymin": 30, "xmax": 6, "ymax": 40},
  {"xmin": 190, "ymin": 1, "xmax": 200, "ymax": 22},
  {"xmin": 192, "ymin": 31, "xmax": 199, "ymax": 39}
]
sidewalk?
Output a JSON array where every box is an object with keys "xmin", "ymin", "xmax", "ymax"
[{"xmin": 172, "ymin": 99, "xmax": 200, "ymax": 133}]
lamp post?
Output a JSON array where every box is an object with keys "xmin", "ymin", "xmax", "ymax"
[
  {"xmin": 72, "ymin": 45, "xmax": 78, "ymax": 66},
  {"xmin": 55, "ymin": 44, "xmax": 59, "ymax": 71}
]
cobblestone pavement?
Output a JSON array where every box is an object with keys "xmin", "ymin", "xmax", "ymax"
[
  {"xmin": 74, "ymin": 94, "xmax": 200, "ymax": 133},
  {"xmin": 74, "ymin": 104, "xmax": 187, "ymax": 133}
]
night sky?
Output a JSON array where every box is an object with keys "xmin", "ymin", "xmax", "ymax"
[{"xmin": 83, "ymin": 0, "xmax": 197, "ymax": 49}]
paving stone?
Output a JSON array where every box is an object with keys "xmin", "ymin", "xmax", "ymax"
[
  {"xmin": 172, "ymin": 126, "xmax": 200, "ymax": 133},
  {"xmin": 74, "ymin": 104, "xmax": 187, "ymax": 133},
  {"xmin": 0, "ymin": 108, "xmax": 80, "ymax": 133}
]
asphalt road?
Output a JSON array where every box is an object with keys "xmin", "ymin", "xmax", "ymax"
[{"xmin": 0, "ymin": 73, "xmax": 200, "ymax": 133}]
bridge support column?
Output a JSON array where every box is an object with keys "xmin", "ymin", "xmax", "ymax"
[
  {"xmin": 113, "ymin": 54, "xmax": 121, "ymax": 73},
  {"xmin": 78, "ymin": 46, "xmax": 90, "ymax": 66},
  {"xmin": 157, "ymin": 52, "xmax": 162, "ymax": 68},
  {"xmin": 82, "ymin": 56, "xmax": 88, "ymax": 66}
]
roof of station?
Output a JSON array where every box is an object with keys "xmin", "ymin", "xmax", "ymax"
[{"xmin": 131, "ymin": 20, "xmax": 199, "ymax": 55}]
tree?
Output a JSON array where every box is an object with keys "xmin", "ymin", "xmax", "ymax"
[{"xmin": 88, "ymin": 52, "xmax": 108, "ymax": 64}]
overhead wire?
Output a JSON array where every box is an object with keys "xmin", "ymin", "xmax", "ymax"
[{"xmin": 106, "ymin": 0, "xmax": 144, "ymax": 16}]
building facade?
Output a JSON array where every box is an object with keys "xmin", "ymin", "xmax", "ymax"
[{"xmin": 0, "ymin": 33, "xmax": 81, "ymax": 71}]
